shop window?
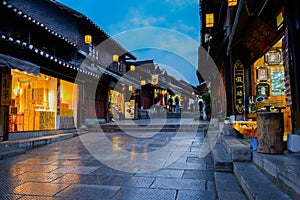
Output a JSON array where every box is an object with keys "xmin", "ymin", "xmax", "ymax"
[
  {"xmin": 9, "ymin": 71, "xmax": 56, "ymax": 132},
  {"xmin": 271, "ymin": 71, "xmax": 285, "ymax": 96},
  {"xmin": 60, "ymin": 80, "xmax": 78, "ymax": 129}
]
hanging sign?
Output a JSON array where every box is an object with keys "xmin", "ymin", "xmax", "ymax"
[
  {"xmin": 1, "ymin": 72, "xmax": 12, "ymax": 106},
  {"xmin": 234, "ymin": 60, "xmax": 244, "ymax": 114},
  {"xmin": 151, "ymin": 75, "xmax": 159, "ymax": 86},
  {"xmin": 243, "ymin": 18, "xmax": 277, "ymax": 60}
]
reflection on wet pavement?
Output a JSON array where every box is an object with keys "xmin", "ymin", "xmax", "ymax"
[{"xmin": 0, "ymin": 124, "xmax": 216, "ymax": 200}]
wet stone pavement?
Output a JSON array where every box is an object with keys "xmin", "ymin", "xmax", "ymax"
[{"xmin": 0, "ymin": 128, "xmax": 217, "ymax": 200}]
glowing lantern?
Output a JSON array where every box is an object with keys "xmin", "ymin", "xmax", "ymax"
[
  {"xmin": 140, "ymin": 80, "xmax": 146, "ymax": 86},
  {"xmin": 130, "ymin": 65, "xmax": 135, "ymax": 71},
  {"xmin": 113, "ymin": 55, "xmax": 119, "ymax": 62},
  {"xmin": 206, "ymin": 13, "xmax": 214, "ymax": 28},
  {"xmin": 228, "ymin": 0, "xmax": 237, "ymax": 7},
  {"xmin": 84, "ymin": 35, "xmax": 92, "ymax": 44},
  {"xmin": 129, "ymin": 85, "xmax": 133, "ymax": 91}
]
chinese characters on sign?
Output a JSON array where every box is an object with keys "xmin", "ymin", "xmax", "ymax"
[
  {"xmin": 151, "ymin": 75, "xmax": 159, "ymax": 87},
  {"xmin": 234, "ymin": 60, "xmax": 244, "ymax": 114},
  {"xmin": 1, "ymin": 72, "xmax": 12, "ymax": 106}
]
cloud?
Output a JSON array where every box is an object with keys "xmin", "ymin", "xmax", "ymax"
[
  {"xmin": 108, "ymin": 8, "xmax": 165, "ymax": 34},
  {"xmin": 164, "ymin": 0, "xmax": 198, "ymax": 8},
  {"xmin": 172, "ymin": 20, "xmax": 196, "ymax": 32}
]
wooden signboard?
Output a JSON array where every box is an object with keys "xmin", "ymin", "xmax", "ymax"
[
  {"xmin": 234, "ymin": 60, "xmax": 244, "ymax": 114},
  {"xmin": 243, "ymin": 18, "xmax": 277, "ymax": 60},
  {"xmin": 1, "ymin": 72, "xmax": 12, "ymax": 106}
]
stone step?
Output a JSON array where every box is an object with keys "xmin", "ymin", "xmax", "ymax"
[
  {"xmin": 0, "ymin": 132, "xmax": 78, "ymax": 149},
  {"xmin": 87, "ymin": 124, "xmax": 207, "ymax": 133},
  {"xmin": 221, "ymin": 136, "xmax": 252, "ymax": 162},
  {"xmin": 214, "ymin": 172, "xmax": 247, "ymax": 200},
  {"xmin": 212, "ymin": 142, "xmax": 233, "ymax": 172},
  {"xmin": 253, "ymin": 151, "xmax": 300, "ymax": 200},
  {"xmin": 233, "ymin": 162, "xmax": 292, "ymax": 200},
  {"xmin": 8, "ymin": 128, "xmax": 77, "ymax": 141},
  {"xmin": 0, "ymin": 147, "xmax": 26, "ymax": 160}
]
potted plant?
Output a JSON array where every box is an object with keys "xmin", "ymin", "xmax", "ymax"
[{"xmin": 224, "ymin": 117, "xmax": 230, "ymax": 124}]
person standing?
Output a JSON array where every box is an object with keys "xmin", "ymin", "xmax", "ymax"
[
  {"xmin": 175, "ymin": 95, "xmax": 180, "ymax": 113},
  {"xmin": 168, "ymin": 95, "xmax": 173, "ymax": 112}
]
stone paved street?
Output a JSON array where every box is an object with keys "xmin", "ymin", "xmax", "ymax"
[{"xmin": 0, "ymin": 126, "xmax": 217, "ymax": 200}]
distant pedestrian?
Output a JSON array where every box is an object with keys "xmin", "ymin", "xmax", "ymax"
[
  {"xmin": 175, "ymin": 95, "xmax": 180, "ymax": 113},
  {"xmin": 168, "ymin": 96, "xmax": 173, "ymax": 112}
]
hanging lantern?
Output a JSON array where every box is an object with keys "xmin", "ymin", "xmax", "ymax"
[
  {"xmin": 205, "ymin": 13, "xmax": 214, "ymax": 28},
  {"xmin": 113, "ymin": 55, "xmax": 119, "ymax": 62},
  {"xmin": 228, "ymin": 0, "xmax": 238, "ymax": 7},
  {"xmin": 140, "ymin": 80, "xmax": 146, "ymax": 86},
  {"xmin": 130, "ymin": 65, "xmax": 135, "ymax": 71},
  {"xmin": 129, "ymin": 85, "xmax": 133, "ymax": 91},
  {"xmin": 84, "ymin": 35, "xmax": 92, "ymax": 44}
]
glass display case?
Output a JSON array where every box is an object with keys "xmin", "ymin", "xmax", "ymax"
[{"xmin": 271, "ymin": 71, "xmax": 285, "ymax": 96}]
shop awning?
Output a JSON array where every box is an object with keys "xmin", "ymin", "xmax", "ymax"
[{"xmin": 0, "ymin": 53, "xmax": 40, "ymax": 75}]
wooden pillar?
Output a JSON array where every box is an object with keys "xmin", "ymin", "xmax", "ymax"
[
  {"xmin": 285, "ymin": 0, "xmax": 300, "ymax": 134},
  {"xmin": 257, "ymin": 112, "xmax": 284, "ymax": 154}
]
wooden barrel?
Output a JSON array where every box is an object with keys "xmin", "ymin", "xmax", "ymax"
[{"xmin": 257, "ymin": 112, "xmax": 284, "ymax": 154}]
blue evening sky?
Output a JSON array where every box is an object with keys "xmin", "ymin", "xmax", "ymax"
[{"xmin": 58, "ymin": 0, "xmax": 200, "ymax": 86}]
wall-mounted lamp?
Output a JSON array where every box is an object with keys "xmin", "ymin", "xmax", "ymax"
[
  {"xmin": 205, "ymin": 13, "xmax": 214, "ymax": 28},
  {"xmin": 140, "ymin": 80, "xmax": 146, "ymax": 86},
  {"xmin": 228, "ymin": 0, "xmax": 237, "ymax": 7},
  {"xmin": 113, "ymin": 55, "xmax": 119, "ymax": 62},
  {"xmin": 84, "ymin": 35, "xmax": 92, "ymax": 44},
  {"xmin": 129, "ymin": 85, "xmax": 133, "ymax": 91},
  {"xmin": 130, "ymin": 65, "xmax": 135, "ymax": 71}
]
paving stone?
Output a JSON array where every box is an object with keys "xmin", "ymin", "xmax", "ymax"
[
  {"xmin": 13, "ymin": 182, "xmax": 70, "ymax": 196},
  {"xmin": 165, "ymin": 162, "xmax": 207, "ymax": 170},
  {"xmin": 55, "ymin": 184, "xmax": 120, "ymax": 200},
  {"xmin": 176, "ymin": 190, "xmax": 216, "ymax": 200},
  {"xmin": 14, "ymin": 172, "xmax": 64, "ymax": 183},
  {"xmin": 126, "ymin": 176, "xmax": 155, "ymax": 188},
  {"xmin": 20, "ymin": 196, "xmax": 67, "ymax": 200},
  {"xmin": 112, "ymin": 187, "xmax": 176, "ymax": 200},
  {"xmin": 52, "ymin": 174, "xmax": 109, "ymax": 185},
  {"xmin": 151, "ymin": 178, "xmax": 206, "ymax": 190},
  {"xmin": 0, "ymin": 180, "xmax": 26, "ymax": 194},
  {"xmin": 0, "ymin": 194, "xmax": 23, "ymax": 200},
  {"xmin": 136, "ymin": 169, "xmax": 184, "ymax": 178},
  {"xmin": 206, "ymin": 180, "xmax": 216, "ymax": 192},
  {"xmin": 51, "ymin": 166, "xmax": 99, "ymax": 175},
  {"xmin": 102, "ymin": 174, "xmax": 135, "ymax": 186},
  {"xmin": 182, "ymin": 170, "xmax": 214, "ymax": 180},
  {"xmin": 13, "ymin": 164, "xmax": 59, "ymax": 173}
]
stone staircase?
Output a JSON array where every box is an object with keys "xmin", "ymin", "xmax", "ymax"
[{"xmin": 211, "ymin": 134, "xmax": 298, "ymax": 200}]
